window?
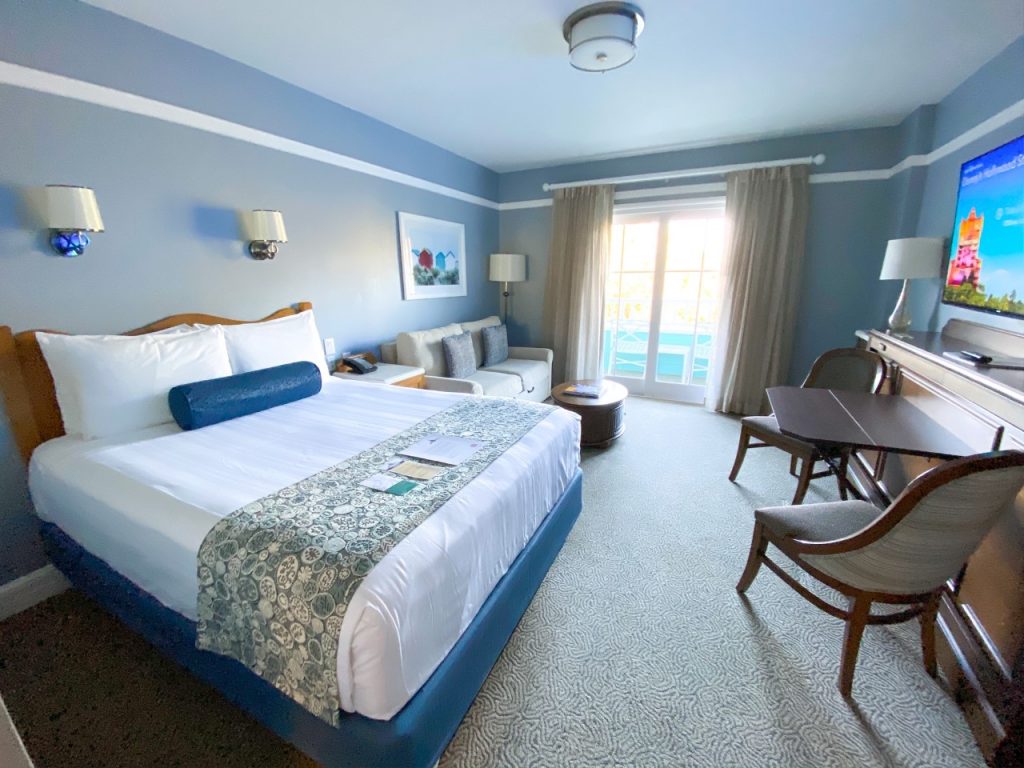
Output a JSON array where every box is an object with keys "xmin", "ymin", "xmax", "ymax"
[{"xmin": 603, "ymin": 202, "xmax": 725, "ymax": 402}]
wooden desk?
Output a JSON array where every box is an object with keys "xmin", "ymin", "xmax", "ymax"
[
  {"xmin": 767, "ymin": 387, "xmax": 976, "ymax": 460},
  {"xmin": 857, "ymin": 319, "xmax": 1024, "ymax": 765}
]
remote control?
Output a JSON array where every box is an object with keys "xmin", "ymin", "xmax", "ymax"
[{"xmin": 959, "ymin": 350, "xmax": 993, "ymax": 365}]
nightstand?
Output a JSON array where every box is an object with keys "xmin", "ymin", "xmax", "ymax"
[{"xmin": 333, "ymin": 353, "xmax": 426, "ymax": 388}]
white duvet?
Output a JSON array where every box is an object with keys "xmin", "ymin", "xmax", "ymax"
[{"xmin": 29, "ymin": 378, "xmax": 580, "ymax": 720}]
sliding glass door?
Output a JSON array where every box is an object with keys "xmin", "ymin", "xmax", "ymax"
[{"xmin": 602, "ymin": 203, "xmax": 725, "ymax": 403}]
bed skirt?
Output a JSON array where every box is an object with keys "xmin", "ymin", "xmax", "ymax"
[{"xmin": 41, "ymin": 468, "xmax": 583, "ymax": 768}]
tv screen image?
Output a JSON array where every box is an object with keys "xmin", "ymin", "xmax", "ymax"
[{"xmin": 943, "ymin": 133, "xmax": 1024, "ymax": 319}]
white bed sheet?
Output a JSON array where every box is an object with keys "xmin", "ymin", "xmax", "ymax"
[{"xmin": 29, "ymin": 378, "xmax": 580, "ymax": 720}]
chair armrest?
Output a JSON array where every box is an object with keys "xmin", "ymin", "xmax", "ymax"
[
  {"xmin": 508, "ymin": 346, "xmax": 553, "ymax": 365},
  {"xmin": 423, "ymin": 375, "xmax": 482, "ymax": 395}
]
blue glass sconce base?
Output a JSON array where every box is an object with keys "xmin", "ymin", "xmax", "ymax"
[{"xmin": 51, "ymin": 230, "xmax": 90, "ymax": 257}]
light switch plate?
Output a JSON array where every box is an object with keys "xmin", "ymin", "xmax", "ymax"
[{"xmin": 323, "ymin": 337, "xmax": 336, "ymax": 358}]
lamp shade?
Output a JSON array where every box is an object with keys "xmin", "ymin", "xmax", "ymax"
[
  {"xmin": 563, "ymin": 3, "xmax": 645, "ymax": 72},
  {"xmin": 249, "ymin": 210, "xmax": 288, "ymax": 242},
  {"xmin": 489, "ymin": 253, "xmax": 527, "ymax": 282},
  {"xmin": 879, "ymin": 238, "xmax": 943, "ymax": 280},
  {"xmin": 46, "ymin": 185, "xmax": 104, "ymax": 232}
]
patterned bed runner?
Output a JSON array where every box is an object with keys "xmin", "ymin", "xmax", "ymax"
[{"xmin": 195, "ymin": 396, "xmax": 554, "ymax": 724}]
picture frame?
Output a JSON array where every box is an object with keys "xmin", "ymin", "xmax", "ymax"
[{"xmin": 397, "ymin": 212, "xmax": 467, "ymax": 300}]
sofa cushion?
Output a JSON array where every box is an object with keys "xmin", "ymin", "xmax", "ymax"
[
  {"xmin": 466, "ymin": 369, "xmax": 524, "ymax": 398},
  {"xmin": 396, "ymin": 323, "xmax": 463, "ymax": 376},
  {"xmin": 482, "ymin": 357, "xmax": 550, "ymax": 399},
  {"xmin": 442, "ymin": 332, "xmax": 477, "ymax": 379},
  {"xmin": 482, "ymin": 324, "xmax": 509, "ymax": 366},
  {"xmin": 460, "ymin": 316, "xmax": 501, "ymax": 368}
]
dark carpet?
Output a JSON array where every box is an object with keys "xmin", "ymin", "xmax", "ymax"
[{"xmin": 0, "ymin": 398, "xmax": 984, "ymax": 767}]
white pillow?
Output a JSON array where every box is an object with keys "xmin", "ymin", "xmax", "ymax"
[
  {"xmin": 221, "ymin": 310, "xmax": 329, "ymax": 380},
  {"xmin": 38, "ymin": 324, "xmax": 199, "ymax": 436},
  {"xmin": 37, "ymin": 326, "xmax": 232, "ymax": 440}
]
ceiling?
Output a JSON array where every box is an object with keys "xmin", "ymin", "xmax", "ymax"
[{"xmin": 83, "ymin": 0, "xmax": 1024, "ymax": 172}]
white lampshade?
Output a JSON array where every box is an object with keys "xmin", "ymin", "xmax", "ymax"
[
  {"xmin": 249, "ymin": 210, "xmax": 288, "ymax": 242},
  {"xmin": 489, "ymin": 253, "xmax": 527, "ymax": 283},
  {"xmin": 879, "ymin": 238, "xmax": 943, "ymax": 280},
  {"xmin": 564, "ymin": 3, "xmax": 645, "ymax": 72},
  {"xmin": 46, "ymin": 185, "xmax": 104, "ymax": 231}
]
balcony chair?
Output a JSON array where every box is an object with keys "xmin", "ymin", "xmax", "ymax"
[
  {"xmin": 728, "ymin": 347, "xmax": 887, "ymax": 504},
  {"xmin": 736, "ymin": 450, "xmax": 1024, "ymax": 696}
]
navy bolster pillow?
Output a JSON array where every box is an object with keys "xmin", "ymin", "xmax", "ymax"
[{"xmin": 169, "ymin": 361, "xmax": 322, "ymax": 430}]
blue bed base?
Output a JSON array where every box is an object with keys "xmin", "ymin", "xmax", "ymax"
[{"xmin": 41, "ymin": 469, "xmax": 583, "ymax": 768}]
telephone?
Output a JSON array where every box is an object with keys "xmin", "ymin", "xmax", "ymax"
[{"xmin": 342, "ymin": 355, "xmax": 377, "ymax": 374}]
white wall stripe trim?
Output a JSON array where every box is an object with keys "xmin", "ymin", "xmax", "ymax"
[
  {"xmin": 0, "ymin": 61, "xmax": 500, "ymax": 210},
  {"xmin": 499, "ymin": 96, "xmax": 1024, "ymax": 210},
  {"xmin": 1, "ymin": 61, "xmax": 1021, "ymax": 214}
]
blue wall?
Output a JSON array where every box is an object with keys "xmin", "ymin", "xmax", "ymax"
[
  {"xmin": 0, "ymin": 0, "xmax": 500, "ymax": 584},
  {"xmin": 498, "ymin": 35, "xmax": 1024, "ymax": 385}
]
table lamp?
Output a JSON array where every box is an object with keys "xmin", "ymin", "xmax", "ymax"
[
  {"xmin": 489, "ymin": 253, "xmax": 527, "ymax": 323},
  {"xmin": 879, "ymin": 238, "xmax": 943, "ymax": 337}
]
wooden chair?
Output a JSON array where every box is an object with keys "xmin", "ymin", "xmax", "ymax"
[
  {"xmin": 736, "ymin": 450, "xmax": 1024, "ymax": 696},
  {"xmin": 728, "ymin": 348, "xmax": 887, "ymax": 504}
]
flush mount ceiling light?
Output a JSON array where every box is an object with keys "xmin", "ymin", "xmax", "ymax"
[{"xmin": 563, "ymin": 2, "xmax": 645, "ymax": 72}]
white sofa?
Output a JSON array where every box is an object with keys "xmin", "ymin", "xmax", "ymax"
[{"xmin": 380, "ymin": 316, "xmax": 552, "ymax": 402}]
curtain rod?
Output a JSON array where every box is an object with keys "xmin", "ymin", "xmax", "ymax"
[{"xmin": 541, "ymin": 153, "xmax": 826, "ymax": 192}]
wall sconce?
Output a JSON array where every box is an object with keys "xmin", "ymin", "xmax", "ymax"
[
  {"xmin": 247, "ymin": 209, "xmax": 288, "ymax": 260},
  {"xmin": 46, "ymin": 185, "xmax": 105, "ymax": 257}
]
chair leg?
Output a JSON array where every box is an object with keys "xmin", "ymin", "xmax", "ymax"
[
  {"xmin": 835, "ymin": 450, "xmax": 851, "ymax": 501},
  {"xmin": 791, "ymin": 454, "xmax": 815, "ymax": 505},
  {"xmin": 789, "ymin": 455, "xmax": 799, "ymax": 477},
  {"xmin": 729, "ymin": 426, "xmax": 752, "ymax": 482},
  {"xmin": 736, "ymin": 522, "xmax": 767, "ymax": 593},
  {"xmin": 920, "ymin": 593, "xmax": 940, "ymax": 678},
  {"xmin": 839, "ymin": 594, "xmax": 872, "ymax": 696}
]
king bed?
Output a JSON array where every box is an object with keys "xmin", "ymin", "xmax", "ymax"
[{"xmin": 0, "ymin": 302, "xmax": 584, "ymax": 767}]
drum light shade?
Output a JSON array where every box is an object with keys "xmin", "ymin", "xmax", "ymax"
[
  {"xmin": 489, "ymin": 253, "xmax": 527, "ymax": 283},
  {"xmin": 563, "ymin": 2, "xmax": 645, "ymax": 72}
]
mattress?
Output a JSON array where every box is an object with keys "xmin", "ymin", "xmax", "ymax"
[{"xmin": 29, "ymin": 378, "xmax": 580, "ymax": 720}]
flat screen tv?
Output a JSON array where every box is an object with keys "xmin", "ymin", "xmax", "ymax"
[{"xmin": 943, "ymin": 133, "xmax": 1024, "ymax": 319}]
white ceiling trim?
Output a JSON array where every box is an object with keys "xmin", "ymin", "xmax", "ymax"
[
  {"xmin": 2, "ymin": 60, "xmax": 1021, "ymax": 215},
  {"xmin": 0, "ymin": 60, "xmax": 500, "ymax": 210},
  {"xmin": 498, "ymin": 95, "xmax": 1024, "ymax": 210}
]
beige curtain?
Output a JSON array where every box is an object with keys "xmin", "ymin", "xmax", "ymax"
[
  {"xmin": 708, "ymin": 165, "xmax": 810, "ymax": 415},
  {"xmin": 542, "ymin": 185, "xmax": 615, "ymax": 382}
]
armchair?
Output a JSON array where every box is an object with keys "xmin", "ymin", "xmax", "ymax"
[{"xmin": 736, "ymin": 450, "xmax": 1024, "ymax": 696}]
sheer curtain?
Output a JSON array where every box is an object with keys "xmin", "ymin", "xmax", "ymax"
[
  {"xmin": 708, "ymin": 165, "xmax": 810, "ymax": 415},
  {"xmin": 542, "ymin": 185, "xmax": 615, "ymax": 382}
]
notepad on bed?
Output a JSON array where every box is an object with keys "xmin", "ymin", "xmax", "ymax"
[{"xmin": 400, "ymin": 433, "xmax": 483, "ymax": 465}]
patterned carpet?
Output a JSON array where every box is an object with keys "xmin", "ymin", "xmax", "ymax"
[{"xmin": 0, "ymin": 397, "xmax": 984, "ymax": 767}]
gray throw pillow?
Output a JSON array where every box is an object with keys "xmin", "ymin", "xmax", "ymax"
[
  {"xmin": 482, "ymin": 324, "xmax": 509, "ymax": 366},
  {"xmin": 442, "ymin": 332, "xmax": 476, "ymax": 379}
]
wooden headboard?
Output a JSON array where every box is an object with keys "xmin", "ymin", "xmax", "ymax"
[{"xmin": 0, "ymin": 301, "xmax": 314, "ymax": 463}]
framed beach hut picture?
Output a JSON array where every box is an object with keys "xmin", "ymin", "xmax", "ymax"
[{"xmin": 397, "ymin": 212, "xmax": 467, "ymax": 300}]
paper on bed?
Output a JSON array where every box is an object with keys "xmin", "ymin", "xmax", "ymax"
[
  {"xmin": 391, "ymin": 460, "xmax": 444, "ymax": 481},
  {"xmin": 399, "ymin": 433, "xmax": 483, "ymax": 465}
]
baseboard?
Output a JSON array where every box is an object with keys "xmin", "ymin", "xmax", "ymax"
[
  {"xmin": 0, "ymin": 693, "xmax": 34, "ymax": 768},
  {"xmin": 0, "ymin": 565, "xmax": 69, "ymax": 621}
]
